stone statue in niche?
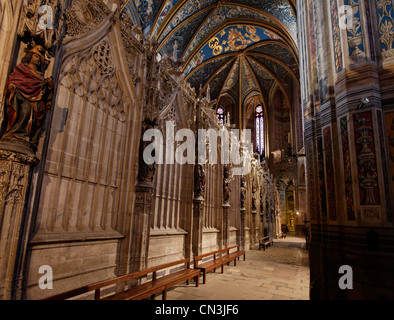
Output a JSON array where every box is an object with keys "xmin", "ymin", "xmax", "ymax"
[
  {"xmin": 252, "ymin": 190, "xmax": 257, "ymax": 212},
  {"xmin": 194, "ymin": 164, "xmax": 206, "ymax": 200},
  {"xmin": 0, "ymin": 44, "xmax": 53, "ymax": 156},
  {"xmin": 223, "ymin": 165, "xmax": 231, "ymax": 206},
  {"xmin": 137, "ymin": 119, "xmax": 156, "ymax": 186},
  {"xmin": 240, "ymin": 176, "xmax": 246, "ymax": 209}
]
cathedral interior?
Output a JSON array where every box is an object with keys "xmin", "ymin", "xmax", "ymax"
[{"xmin": 0, "ymin": 0, "xmax": 393, "ymax": 300}]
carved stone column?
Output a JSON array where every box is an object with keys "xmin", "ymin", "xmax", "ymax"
[
  {"xmin": 192, "ymin": 100, "xmax": 206, "ymax": 257},
  {"xmin": 192, "ymin": 196, "xmax": 204, "ymax": 257},
  {"xmin": 0, "ymin": 150, "xmax": 38, "ymax": 299},
  {"xmin": 130, "ymin": 121, "xmax": 156, "ymax": 273},
  {"xmin": 192, "ymin": 164, "xmax": 205, "ymax": 258},
  {"xmin": 222, "ymin": 164, "xmax": 231, "ymax": 248},
  {"xmin": 239, "ymin": 207, "xmax": 246, "ymax": 251},
  {"xmin": 251, "ymin": 178, "xmax": 258, "ymax": 248},
  {"xmin": 238, "ymin": 175, "xmax": 246, "ymax": 249},
  {"xmin": 130, "ymin": 183, "xmax": 154, "ymax": 273},
  {"xmin": 222, "ymin": 204, "xmax": 230, "ymax": 249}
]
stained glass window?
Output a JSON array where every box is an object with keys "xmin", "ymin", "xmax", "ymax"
[
  {"xmin": 217, "ymin": 107, "xmax": 224, "ymax": 125},
  {"xmin": 256, "ymin": 106, "xmax": 264, "ymax": 155}
]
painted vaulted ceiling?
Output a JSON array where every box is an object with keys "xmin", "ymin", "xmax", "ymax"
[{"xmin": 122, "ymin": 0, "xmax": 299, "ymax": 115}]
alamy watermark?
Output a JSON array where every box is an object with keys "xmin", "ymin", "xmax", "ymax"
[
  {"xmin": 339, "ymin": 5, "xmax": 355, "ymax": 30},
  {"xmin": 339, "ymin": 265, "xmax": 353, "ymax": 290},
  {"xmin": 38, "ymin": 265, "xmax": 53, "ymax": 290},
  {"xmin": 35, "ymin": 4, "xmax": 356, "ymax": 31},
  {"xmin": 37, "ymin": 5, "xmax": 53, "ymax": 30},
  {"xmin": 143, "ymin": 121, "xmax": 253, "ymax": 176}
]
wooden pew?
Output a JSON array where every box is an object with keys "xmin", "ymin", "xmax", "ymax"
[
  {"xmin": 259, "ymin": 236, "xmax": 273, "ymax": 251},
  {"xmin": 194, "ymin": 245, "xmax": 246, "ymax": 284},
  {"xmin": 277, "ymin": 232, "xmax": 287, "ymax": 239},
  {"xmin": 44, "ymin": 258, "xmax": 200, "ymax": 300}
]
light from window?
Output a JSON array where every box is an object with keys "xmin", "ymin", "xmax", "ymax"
[
  {"xmin": 217, "ymin": 107, "xmax": 224, "ymax": 125},
  {"xmin": 256, "ymin": 106, "xmax": 264, "ymax": 155}
]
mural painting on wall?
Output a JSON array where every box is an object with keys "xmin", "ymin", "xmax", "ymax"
[
  {"xmin": 313, "ymin": 0, "xmax": 329, "ymax": 105},
  {"xmin": 307, "ymin": 0, "xmax": 318, "ymax": 99},
  {"xmin": 323, "ymin": 126, "xmax": 337, "ymax": 220},
  {"xmin": 385, "ymin": 111, "xmax": 394, "ymax": 220},
  {"xmin": 306, "ymin": 141, "xmax": 316, "ymax": 220},
  {"xmin": 184, "ymin": 24, "xmax": 281, "ymax": 76},
  {"xmin": 364, "ymin": 0, "xmax": 376, "ymax": 61},
  {"xmin": 317, "ymin": 137, "xmax": 327, "ymax": 217},
  {"xmin": 344, "ymin": 0, "xmax": 365, "ymax": 59},
  {"xmin": 377, "ymin": 111, "xmax": 391, "ymax": 221},
  {"xmin": 375, "ymin": 0, "xmax": 394, "ymax": 58},
  {"xmin": 340, "ymin": 117, "xmax": 355, "ymax": 220},
  {"xmin": 353, "ymin": 111, "xmax": 380, "ymax": 206},
  {"xmin": 330, "ymin": 0, "xmax": 344, "ymax": 72}
]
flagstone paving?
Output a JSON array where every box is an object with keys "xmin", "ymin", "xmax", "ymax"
[{"xmin": 166, "ymin": 235, "xmax": 310, "ymax": 300}]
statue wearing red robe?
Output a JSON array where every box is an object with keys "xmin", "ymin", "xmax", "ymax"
[{"xmin": 0, "ymin": 45, "xmax": 53, "ymax": 154}]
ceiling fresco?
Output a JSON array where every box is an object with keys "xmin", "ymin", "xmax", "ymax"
[
  {"xmin": 183, "ymin": 24, "xmax": 283, "ymax": 76},
  {"xmin": 123, "ymin": 0, "xmax": 299, "ymax": 125}
]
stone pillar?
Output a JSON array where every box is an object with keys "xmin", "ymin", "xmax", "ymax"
[
  {"xmin": 192, "ymin": 98, "xmax": 206, "ymax": 257},
  {"xmin": 301, "ymin": 0, "xmax": 394, "ymax": 299},
  {"xmin": 222, "ymin": 204, "xmax": 230, "ymax": 248},
  {"xmin": 223, "ymin": 164, "xmax": 231, "ymax": 248},
  {"xmin": 192, "ymin": 163, "xmax": 205, "ymax": 257},
  {"xmin": 130, "ymin": 183, "xmax": 154, "ymax": 272},
  {"xmin": 130, "ymin": 121, "xmax": 156, "ymax": 272},
  {"xmin": 0, "ymin": 39, "xmax": 53, "ymax": 299},
  {"xmin": 192, "ymin": 197, "xmax": 204, "ymax": 257},
  {"xmin": 251, "ymin": 211, "xmax": 257, "ymax": 248},
  {"xmin": 239, "ymin": 208, "xmax": 246, "ymax": 251},
  {"xmin": 0, "ymin": 150, "xmax": 38, "ymax": 299},
  {"xmin": 251, "ymin": 179, "xmax": 257, "ymax": 247}
]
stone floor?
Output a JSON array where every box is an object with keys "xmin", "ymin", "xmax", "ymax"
[{"xmin": 166, "ymin": 234, "xmax": 310, "ymax": 300}]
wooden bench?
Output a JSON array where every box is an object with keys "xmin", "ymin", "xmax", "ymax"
[
  {"xmin": 44, "ymin": 258, "xmax": 199, "ymax": 300},
  {"xmin": 259, "ymin": 236, "xmax": 273, "ymax": 251},
  {"xmin": 278, "ymin": 232, "xmax": 287, "ymax": 239},
  {"xmin": 194, "ymin": 245, "xmax": 246, "ymax": 284}
]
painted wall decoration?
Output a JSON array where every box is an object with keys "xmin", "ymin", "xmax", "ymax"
[
  {"xmin": 133, "ymin": 0, "xmax": 165, "ymax": 34},
  {"xmin": 250, "ymin": 43, "xmax": 299, "ymax": 77},
  {"xmin": 364, "ymin": 0, "xmax": 376, "ymax": 61},
  {"xmin": 306, "ymin": 141, "xmax": 317, "ymax": 220},
  {"xmin": 207, "ymin": 61, "xmax": 236, "ymax": 99},
  {"xmin": 184, "ymin": 25, "xmax": 281, "ymax": 76},
  {"xmin": 246, "ymin": 57, "xmax": 275, "ymax": 98},
  {"xmin": 221, "ymin": 59, "xmax": 240, "ymax": 103},
  {"xmin": 159, "ymin": 0, "xmax": 218, "ymax": 42},
  {"xmin": 241, "ymin": 57, "xmax": 259, "ymax": 101},
  {"xmin": 344, "ymin": 0, "xmax": 365, "ymax": 59},
  {"xmin": 323, "ymin": 126, "xmax": 337, "ymax": 220},
  {"xmin": 340, "ymin": 117, "xmax": 355, "ymax": 220},
  {"xmin": 185, "ymin": 55, "xmax": 234, "ymax": 94},
  {"xmin": 384, "ymin": 111, "xmax": 394, "ymax": 221},
  {"xmin": 251, "ymin": 54, "xmax": 291, "ymax": 94},
  {"xmin": 317, "ymin": 136, "xmax": 328, "ymax": 217},
  {"xmin": 330, "ymin": 0, "xmax": 344, "ymax": 72},
  {"xmin": 231, "ymin": 0, "xmax": 297, "ymax": 39},
  {"xmin": 353, "ymin": 111, "xmax": 380, "ymax": 206},
  {"xmin": 377, "ymin": 111, "xmax": 391, "ymax": 221},
  {"xmin": 151, "ymin": 0, "xmax": 180, "ymax": 38},
  {"xmin": 375, "ymin": 0, "xmax": 394, "ymax": 57},
  {"xmin": 158, "ymin": 9, "xmax": 211, "ymax": 58},
  {"xmin": 313, "ymin": 0, "xmax": 330, "ymax": 105},
  {"xmin": 183, "ymin": 5, "xmax": 273, "ymax": 59}
]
